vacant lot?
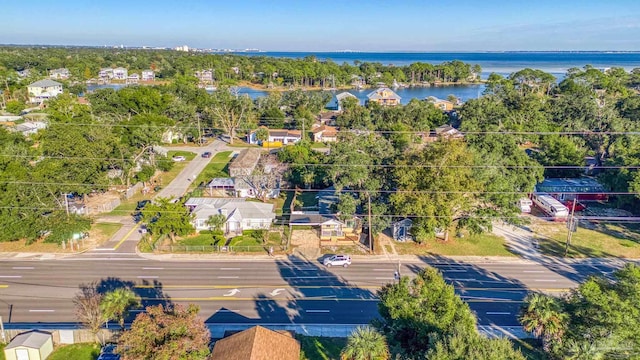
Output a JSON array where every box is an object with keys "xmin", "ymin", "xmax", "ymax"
[{"xmin": 394, "ymin": 232, "xmax": 515, "ymax": 257}]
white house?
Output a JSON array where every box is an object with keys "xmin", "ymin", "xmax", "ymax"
[
  {"xmin": 113, "ymin": 67, "xmax": 128, "ymax": 80},
  {"xmin": 49, "ymin": 68, "xmax": 70, "ymax": 79},
  {"xmin": 15, "ymin": 121, "xmax": 47, "ymax": 136},
  {"xmin": 27, "ymin": 79, "xmax": 63, "ymax": 104},
  {"xmin": 247, "ymin": 128, "xmax": 302, "ymax": 146},
  {"xmin": 184, "ymin": 198, "xmax": 275, "ymax": 234},
  {"xmin": 311, "ymin": 125, "xmax": 338, "ymax": 143},
  {"xmin": 98, "ymin": 68, "xmax": 114, "ymax": 79},
  {"xmin": 142, "ymin": 70, "xmax": 155, "ymax": 81},
  {"xmin": 127, "ymin": 73, "xmax": 140, "ymax": 84},
  {"xmin": 333, "ymin": 92, "xmax": 358, "ymax": 110},
  {"xmin": 195, "ymin": 70, "xmax": 214, "ymax": 82}
]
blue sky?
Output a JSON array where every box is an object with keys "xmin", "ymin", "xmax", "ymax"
[{"xmin": 2, "ymin": 0, "xmax": 640, "ymax": 51}]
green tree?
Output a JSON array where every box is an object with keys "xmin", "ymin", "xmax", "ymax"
[
  {"xmin": 255, "ymin": 127, "xmax": 269, "ymax": 143},
  {"xmin": 376, "ymin": 268, "xmax": 476, "ymax": 357},
  {"xmin": 117, "ymin": 304, "xmax": 210, "ymax": 360},
  {"xmin": 5, "ymin": 99, "xmax": 25, "ymax": 114},
  {"xmin": 519, "ymin": 293, "xmax": 567, "ymax": 353},
  {"xmin": 206, "ymin": 213, "xmax": 226, "ymax": 232},
  {"xmin": 205, "ymin": 87, "xmax": 254, "ymax": 144},
  {"xmin": 341, "ymin": 326, "xmax": 389, "ymax": 360},
  {"xmin": 141, "ymin": 197, "xmax": 194, "ymax": 243},
  {"xmin": 426, "ymin": 328, "xmax": 526, "ymax": 360},
  {"xmin": 101, "ymin": 287, "xmax": 140, "ymax": 329}
]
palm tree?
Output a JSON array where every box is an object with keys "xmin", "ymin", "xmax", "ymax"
[
  {"xmin": 206, "ymin": 213, "xmax": 227, "ymax": 233},
  {"xmin": 519, "ymin": 293, "xmax": 567, "ymax": 352},
  {"xmin": 100, "ymin": 288, "xmax": 140, "ymax": 329},
  {"xmin": 341, "ymin": 326, "xmax": 389, "ymax": 360}
]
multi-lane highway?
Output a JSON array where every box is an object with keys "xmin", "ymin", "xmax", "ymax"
[{"xmin": 0, "ymin": 255, "xmax": 623, "ymax": 328}]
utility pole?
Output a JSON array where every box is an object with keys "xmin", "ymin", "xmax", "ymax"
[
  {"xmin": 564, "ymin": 198, "xmax": 577, "ymax": 257},
  {"xmin": 0, "ymin": 315, "xmax": 5, "ymax": 343},
  {"xmin": 62, "ymin": 193, "xmax": 70, "ymax": 218},
  {"xmin": 368, "ymin": 192, "xmax": 373, "ymax": 254}
]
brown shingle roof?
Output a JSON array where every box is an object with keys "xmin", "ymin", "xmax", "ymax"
[{"xmin": 210, "ymin": 326, "xmax": 300, "ymax": 360}]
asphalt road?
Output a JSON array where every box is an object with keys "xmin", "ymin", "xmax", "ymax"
[{"xmin": 0, "ymin": 257, "xmax": 622, "ymax": 328}]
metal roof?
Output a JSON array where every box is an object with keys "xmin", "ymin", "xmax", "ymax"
[
  {"xmin": 6, "ymin": 331, "xmax": 52, "ymax": 349},
  {"xmin": 28, "ymin": 79, "xmax": 62, "ymax": 87}
]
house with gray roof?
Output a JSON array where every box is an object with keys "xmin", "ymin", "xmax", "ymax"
[
  {"xmin": 49, "ymin": 68, "xmax": 70, "ymax": 80},
  {"xmin": 184, "ymin": 198, "xmax": 275, "ymax": 234},
  {"xmin": 27, "ymin": 79, "xmax": 63, "ymax": 104},
  {"xmin": 4, "ymin": 330, "xmax": 54, "ymax": 360},
  {"xmin": 331, "ymin": 92, "xmax": 358, "ymax": 110},
  {"xmin": 366, "ymin": 87, "xmax": 401, "ymax": 106}
]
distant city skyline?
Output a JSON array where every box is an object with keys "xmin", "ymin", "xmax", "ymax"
[{"xmin": 2, "ymin": 0, "xmax": 640, "ymax": 51}]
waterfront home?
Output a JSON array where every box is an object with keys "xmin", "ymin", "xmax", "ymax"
[
  {"xmin": 318, "ymin": 111, "xmax": 339, "ymax": 125},
  {"xmin": 311, "ymin": 124, "xmax": 338, "ymax": 143},
  {"xmin": 247, "ymin": 127, "xmax": 302, "ymax": 146},
  {"xmin": 426, "ymin": 96, "xmax": 455, "ymax": 111},
  {"xmin": 127, "ymin": 73, "xmax": 140, "ymax": 84},
  {"xmin": 184, "ymin": 197, "xmax": 275, "ymax": 234},
  {"xmin": 27, "ymin": 79, "xmax": 63, "ymax": 104},
  {"xmin": 195, "ymin": 69, "xmax": 214, "ymax": 83},
  {"xmin": 229, "ymin": 149, "xmax": 261, "ymax": 177},
  {"xmin": 49, "ymin": 68, "xmax": 70, "ymax": 80},
  {"xmin": 350, "ymin": 75, "xmax": 366, "ymax": 89},
  {"xmin": 141, "ymin": 69, "xmax": 155, "ymax": 81},
  {"xmin": 332, "ymin": 92, "xmax": 358, "ymax": 110},
  {"xmin": 98, "ymin": 68, "xmax": 114, "ymax": 79},
  {"xmin": 366, "ymin": 87, "xmax": 401, "ymax": 106},
  {"xmin": 112, "ymin": 67, "xmax": 128, "ymax": 80}
]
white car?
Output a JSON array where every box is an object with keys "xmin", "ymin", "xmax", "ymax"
[
  {"xmin": 172, "ymin": 156, "xmax": 186, "ymax": 162},
  {"xmin": 323, "ymin": 254, "xmax": 352, "ymax": 267}
]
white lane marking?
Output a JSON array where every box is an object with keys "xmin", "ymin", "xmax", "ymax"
[
  {"xmin": 223, "ymin": 289, "xmax": 240, "ymax": 297},
  {"xmin": 294, "ymin": 267, "xmax": 317, "ymax": 271},
  {"xmin": 534, "ymin": 279, "xmax": 557, "ymax": 282},
  {"xmin": 136, "ymin": 276, "xmax": 159, "ymax": 279},
  {"xmin": 306, "ymin": 310, "xmax": 330, "ymax": 313},
  {"xmin": 12, "ymin": 267, "xmax": 34, "ymax": 270},
  {"xmin": 523, "ymin": 270, "xmax": 544, "ymax": 273},
  {"xmin": 375, "ymin": 277, "xmax": 394, "ymax": 280},
  {"xmin": 448, "ymin": 278, "xmax": 477, "ymax": 281},
  {"xmin": 142, "ymin": 267, "xmax": 164, "ymax": 270},
  {"xmin": 29, "ymin": 309, "xmax": 55, "ymax": 312},
  {"xmin": 373, "ymin": 269, "xmax": 394, "ymax": 271},
  {"xmin": 270, "ymin": 288, "xmax": 285, "ymax": 296},
  {"xmin": 442, "ymin": 269, "xmax": 466, "ymax": 273},
  {"xmin": 486, "ymin": 311, "xmax": 511, "ymax": 315},
  {"xmin": 220, "ymin": 268, "xmax": 241, "ymax": 270},
  {"xmin": 461, "ymin": 296, "xmax": 512, "ymax": 301},
  {"xmin": 284, "ymin": 276, "xmax": 335, "ymax": 279},
  {"xmin": 217, "ymin": 276, "xmax": 239, "ymax": 279},
  {"xmin": 0, "ymin": 276, "xmax": 22, "ymax": 278}
]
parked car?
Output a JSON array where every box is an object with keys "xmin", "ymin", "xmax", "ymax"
[
  {"xmin": 202, "ymin": 151, "xmax": 212, "ymax": 158},
  {"xmin": 323, "ymin": 254, "xmax": 352, "ymax": 267},
  {"xmin": 135, "ymin": 200, "xmax": 151, "ymax": 211},
  {"xmin": 98, "ymin": 344, "xmax": 120, "ymax": 360},
  {"xmin": 172, "ymin": 155, "xmax": 186, "ymax": 162}
]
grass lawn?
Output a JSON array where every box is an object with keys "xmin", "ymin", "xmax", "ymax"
[
  {"xmin": 230, "ymin": 231, "xmax": 281, "ymax": 246},
  {"xmin": 193, "ymin": 151, "xmax": 233, "ymax": 185},
  {"xmin": 178, "ymin": 233, "xmax": 220, "ymax": 246},
  {"xmin": 394, "ymin": 232, "xmax": 515, "ymax": 257},
  {"xmin": 92, "ymin": 222, "xmax": 121, "ymax": 239},
  {"xmin": 533, "ymin": 221, "xmax": 640, "ymax": 258},
  {"xmin": 297, "ymin": 335, "xmax": 346, "ymax": 360},
  {"xmin": 48, "ymin": 343, "xmax": 100, "ymax": 360},
  {"xmin": 167, "ymin": 150, "xmax": 196, "ymax": 160},
  {"xmin": 0, "ymin": 343, "xmax": 4, "ymax": 360}
]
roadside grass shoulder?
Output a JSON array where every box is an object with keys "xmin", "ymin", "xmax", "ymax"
[
  {"xmin": 297, "ymin": 335, "xmax": 346, "ymax": 360},
  {"xmin": 534, "ymin": 221, "xmax": 640, "ymax": 258},
  {"xmin": 48, "ymin": 343, "xmax": 100, "ymax": 360},
  {"xmin": 394, "ymin": 232, "xmax": 515, "ymax": 257},
  {"xmin": 92, "ymin": 222, "xmax": 121, "ymax": 239},
  {"xmin": 193, "ymin": 151, "xmax": 233, "ymax": 185}
]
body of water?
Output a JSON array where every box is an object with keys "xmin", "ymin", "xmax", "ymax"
[{"xmin": 232, "ymin": 51, "xmax": 640, "ymax": 79}]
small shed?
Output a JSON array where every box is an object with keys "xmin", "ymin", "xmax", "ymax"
[
  {"xmin": 210, "ymin": 325, "xmax": 300, "ymax": 360},
  {"xmin": 392, "ymin": 218, "xmax": 413, "ymax": 242},
  {"xmin": 4, "ymin": 330, "xmax": 54, "ymax": 360}
]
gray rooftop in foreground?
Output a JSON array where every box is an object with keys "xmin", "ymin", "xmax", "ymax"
[
  {"xmin": 6, "ymin": 330, "xmax": 51, "ymax": 349},
  {"xmin": 28, "ymin": 79, "xmax": 62, "ymax": 87}
]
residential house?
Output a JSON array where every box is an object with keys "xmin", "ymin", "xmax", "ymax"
[
  {"xmin": 289, "ymin": 187, "xmax": 361, "ymax": 245},
  {"xmin": 392, "ymin": 218, "xmax": 413, "ymax": 242},
  {"xmin": 141, "ymin": 69, "xmax": 155, "ymax": 81},
  {"xmin": 4, "ymin": 330, "xmax": 54, "ymax": 360},
  {"xmin": 426, "ymin": 96, "xmax": 454, "ymax": 111},
  {"xmin": 332, "ymin": 92, "xmax": 358, "ymax": 110},
  {"xmin": 247, "ymin": 128, "xmax": 302, "ymax": 146},
  {"xmin": 229, "ymin": 149, "xmax": 261, "ymax": 177},
  {"xmin": 311, "ymin": 124, "xmax": 338, "ymax": 143},
  {"xmin": 435, "ymin": 124, "xmax": 464, "ymax": 139},
  {"xmin": 350, "ymin": 74, "xmax": 366, "ymax": 89},
  {"xmin": 535, "ymin": 178, "xmax": 608, "ymax": 202},
  {"xmin": 49, "ymin": 68, "xmax": 70, "ymax": 80},
  {"xmin": 318, "ymin": 111, "xmax": 338, "ymax": 126},
  {"xmin": 210, "ymin": 326, "xmax": 300, "ymax": 360},
  {"xmin": 27, "ymin": 79, "xmax": 63, "ymax": 104},
  {"xmin": 366, "ymin": 87, "xmax": 401, "ymax": 106},
  {"xmin": 127, "ymin": 73, "xmax": 140, "ymax": 84},
  {"xmin": 98, "ymin": 68, "xmax": 114, "ymax": 79},
  {"xmin": 112, "ymin": 67, "xmax": 128, "ymax": 80},
  {"xmin": 184, "ymin": 198, "xmax": 275, "ymax": 234},
  {"xmin": 17, "ymin": 69, "xmax": 31, "ymax": 78},
  {"xmin": 195, "ymin": 69, "xmax": 214, "ymax": 83},
  {"xmin": 207, "ymin": 177, "xmax": 280, "ymax": 199},
  {"xmin": 15, "ymin": 121, "xmax": 47, "ymax": 136}
]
